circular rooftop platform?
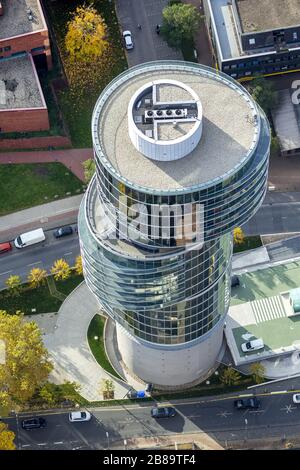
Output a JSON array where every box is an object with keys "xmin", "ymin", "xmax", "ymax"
[{"xmin": 93, "ymin": 62, "xmax": 260, "ymax": 192}]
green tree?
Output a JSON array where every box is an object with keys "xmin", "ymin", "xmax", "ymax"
[
  {"xmin": 249, "ymin": 362, "xmax": 265, "ymax": 384},
  {"xmin": 249, "ymin": 78, "xmax": 278, "ymax": 114},
  {"xmin": 0, "ymin": 422, "xmax": 16, "ymax": 450},
  {"xmin": 0, "ymin": 311, "xmax": 53, "ymax": 405},
  {"xmin": 161, "ymin": 3, "xmax": 201, "ymax": 49},
  {"xmin": 233, "ymin": 227, "xmax": 245, "ymax": 245},
  {"xmin": 82, "ymin": 158, "xmax": 96, "ymax": 183},
  {"xmin": 5, "ymin": 275, "xmax": 22, "ymax": 297},
  {"xmin": 27, "ymin": 267, "xmax": 47, "ymax": 289},
  {"xmin": 100, "ymin": 378, "xmax": 115, "ymax": 399},
  {"xmin": 65, "ymin": 5, "xmax": 108, "ymax": 62},
  {"xmin": 51, "ymin": 259, "xmax": 71, "ymax": 281},
  {"xmin": 220, "ymin": 367, "xmax": 241, "ymax": 386}
]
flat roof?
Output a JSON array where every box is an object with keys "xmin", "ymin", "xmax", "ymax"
[
  {"xmin": 97, "ymin": 65, "xmax": 258, "ymax": 191},
  {"xmin": 0, "ymin": 0, "xmax": 45, "ymax": 40},
  {"xmin": 236, "ymin": 0, "xmax": 300, "ymax": 33},
  {"xmin": 0, "ymin": 55, "xmax": 45, "ymax": 110}
]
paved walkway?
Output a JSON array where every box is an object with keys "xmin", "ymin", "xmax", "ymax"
[
  {"xmin": 0, "ymin": 148, "xmax": 92, "ymax": 182},
  {"xmin": 0, "ymin": 194, "xmax": 83, "ymax": 239},
  {"xmin": 44, "ymin": 282, "xmax": 132, "ymax": 401}
]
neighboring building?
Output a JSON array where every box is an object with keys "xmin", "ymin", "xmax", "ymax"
[
  {"xmin": 0, "ymin": 0, "xmax": 52, "ymax": 69},
  {"xmin": 204, "ymin": 0, "xmax": 300, "ymax": 81},
  {"xmin": 271, "ymin": 88, "xmax": 300, "ymax": 156},
  {"xmin": 79, "ymin": 61, "xmax": 270, "ymax": 388},
  {"xmin": 0, "ymin": 0, "xmax": 51, "ymax": 133},
  {"xmin": 226, "ymin": 259, "xmax": 300, "ymax": 379},
  {"xmin": 0, "ymin": 54, "xmax": 49, "ymax": 133}
]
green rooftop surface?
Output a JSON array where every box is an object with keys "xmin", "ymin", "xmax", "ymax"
[
  {"xmin": 232, "ymin": 316, "xmax": 300, "ymax": 357},
  {"xmin": 231, "ymin": 261, "xmax": 300, "ymax": 306}
]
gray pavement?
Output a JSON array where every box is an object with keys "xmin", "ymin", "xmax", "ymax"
[{"xmin": 116, "ymin": 0, "xmax": 182, "ymax": 66}]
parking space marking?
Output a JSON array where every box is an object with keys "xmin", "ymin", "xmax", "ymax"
[
  {"xmin": 280, "ymin": 404, "xmax": 297, "ymax": 413},
  {"xmin": 217, "ymin": 411, "xmax": 232, "ymax": 418},
  {"xmin": 0, "ymin": 270, "xmax": 12, "ymax": 276}
]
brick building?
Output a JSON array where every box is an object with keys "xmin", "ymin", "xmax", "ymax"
[{"xmin": 0, "ymin": 0, "xmax": 52, "ymax": 133}]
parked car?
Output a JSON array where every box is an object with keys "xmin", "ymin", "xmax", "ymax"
[
  {"xmin": 241, "ymin": 338, "xmax": 264, "ymax": 353},
  {"xmin": 293, "ymin": 393, "xmax": 300, "ymax": 404},
  {"xmin": 127, "ymin": 389, "xmax": 145, "ymax": 399},
  {"xmin": 53, "ymin": 226, "xmax": 73, "ymax": 238},
  {"xmin": 234, "ymin": 397, "xmax": 260, "ymax": 410},
  {"xmin": 21, "ymin": 417, "xmax": 47, "ymax": 430},
  {"xmin": 0, "ymin": 242, "xmax": 12, "ymax": 254},
  {"xmin": 69, "ymin": 411, "xmax": 91, "ymax": 422},
  {"xmin": 151, "ymin": 406, "xmax": 176, "ymax": 418},
  {"xmin": 14, "ymin": 228, "xmax": 45, "ymax": 249},
  {"xmin": 231, "ymin": 275, "xmax": 240, "ymax": 288},
  {"xmin": 123, "ymin": 30, "xmax": 133, "ymax": 50}
]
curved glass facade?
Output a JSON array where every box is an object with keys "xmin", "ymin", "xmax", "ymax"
[{"xmin": 79, "ymin": 61, "xmax": 270, "ymax": 351}]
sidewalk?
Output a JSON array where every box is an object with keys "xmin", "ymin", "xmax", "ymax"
[
  {"xmin": 0, "ymin": 194, "xmax": 83, "ymax": 240},
  {"xmin": 0, "ymin": 148, "xmax": 92, "ymax": 182},
  {"xmin": 44, "ymin": 282, "xmax": 132, "ymax": 401}
]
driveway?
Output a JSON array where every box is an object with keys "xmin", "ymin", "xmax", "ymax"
[{"xmin": 115, "ymin": 0, "xmax": 182, "ymax": 66}]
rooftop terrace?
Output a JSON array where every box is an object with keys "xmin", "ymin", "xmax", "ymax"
[
  {"xmin": 0, "ymin": 0, "xmax": 45, "ymax": 41},
  {"xmin": 236, "ymin": 0, "xmax": 300, "ymax": 33},
  {"xmin": 0, "ymin": 54, "xmax": 45, "ymax": 110},
  {"xmin": 97, "ymin": 65, "xmax": 258, "ymax": 191}
]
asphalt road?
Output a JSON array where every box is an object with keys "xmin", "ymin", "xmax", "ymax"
[
  {"xmin": 0, "ymin": 225, "xmax": 80, "ymax": 290},
  {"xmin": 4, "ymin": 386, "xmax": 300, "ymax": 450}
]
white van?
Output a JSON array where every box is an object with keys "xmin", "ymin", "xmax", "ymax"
[{"xmin": 14, "ymin": 228, "xmax": 45, "ymax": 249}]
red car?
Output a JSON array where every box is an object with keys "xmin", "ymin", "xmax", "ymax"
[{"xmin": 0, "ymin": 242, "xmax": 12, "ymax": 254}]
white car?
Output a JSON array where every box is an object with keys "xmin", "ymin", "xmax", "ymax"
[
  {"xmin": 241, "ymin": 338, "xmax": 264, "ymax": 353},
  {"xmin": 69, "ymin": 411, "xmax": 91, "ymax": 422},
  {"xmin": 293, "ymin": 394, "xmax": 300, "ymax": 404},
  {"xmin": 123, "ymin": 30, "xmax": 133, "ymax": 50}
]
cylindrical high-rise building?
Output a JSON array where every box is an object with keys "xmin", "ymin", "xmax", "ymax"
[{"xmin": 79, "ymin": 61, "xmax": 270, "ymax": 388}]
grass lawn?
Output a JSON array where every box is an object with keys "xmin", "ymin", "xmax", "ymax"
[
  {"xmin": 44, "ymin": 0, "xmax": 127, "ymax": 148},
  {"xmin": 233, "ymin": 235, "xmax": 262, "ymax": 253},
  {"xmin": 0, "ymin": 274, "xmax": 83, "ymax": 315},
  {"xmin": 87, "ymin": 314, "xmax": 123, "ymax": 381},
  {"xmin": 0, "ymin": 163, "xmax": 83, "ymax": 216}
]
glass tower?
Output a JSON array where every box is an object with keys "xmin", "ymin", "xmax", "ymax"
[{"xmin": 79, "ymin": 61, "xmax": 270, "ymax": 388}]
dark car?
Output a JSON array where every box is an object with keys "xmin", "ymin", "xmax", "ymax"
[
  {"xmin": 234, "ymin": 397, "xmax": 260, "ymax": 410},
  {"xmin": 231, "ymin": 275, "xmax": 240, "ymax": 288},
  {"xmin": 151, "ymin": 406, "xmax": 176, "ymax": 418},
  {"xmin": 0, "ymin": 242, "xmax": 12, "ymax": 254},
  {"xmin": 21, "ymin": 417, "xmax": 47, "ymax": 430},
  {"xmin": 53, "ymin": 226, "xmax": 73, "ymax": 238}
]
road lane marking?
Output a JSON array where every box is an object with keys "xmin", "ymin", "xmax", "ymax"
[
  {"xmin": 217, "ymin": 411, "xmax": 232, "ymax": 418},
  {"xmin": 37, "ymin": 443, "xmax": 47, "ymax": 446},
  {"xmin": 270, "ymin": 390, "xmax": 287, "ymax": 395},
  {"xmin": 249, "ymin": 410, "xmax": 265, "ymax": 414},
  {"xmin": 54, "ymin": 441, "xmax": 64, "ymax": 445},
  {"xmin": 0, "ymin": 270, "xmax": 12, "ymax": 276},
  {"xmin": 27, "ymin": 261, "xmax": 42, "ymax": 267},
  {"xmin": 21, "ymin": 444, "xmax": 30, "ymax": 448},
  {"xmin": 280, "ymin": 405, "xmax": 297, "ymax": 413},
  {"xmin": 63, "ymin": 252, "xmax": 73, "ymax": 256}
]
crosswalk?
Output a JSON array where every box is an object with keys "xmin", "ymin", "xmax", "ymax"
[{"xmin": 250, "ymin": 295, "xmax": 287, "ymax": 324}]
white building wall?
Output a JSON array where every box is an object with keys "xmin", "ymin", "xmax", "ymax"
[{"xmin": 116, "ymin": 320, "xmax": 224, "ymax": 387}]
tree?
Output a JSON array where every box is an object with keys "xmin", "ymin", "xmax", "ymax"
[
  {"xmin": 51, "ymin": 259, "xmax": 71, "ymax": 281},
  {"xmin": 5, "ymin": 275, "xmax": 22, "ymax": 297},
  {"xmin": 75, "ymin": 255, "xmax": 83, "ymax": 276},
  {"xmin": 219, "ymin": 367, "xmax": 241, "ymax": 386},
  {"xmin": 0, "ymin": 422, "xmax": 16, "ymax": 450},
  {"xmin": 161, "ymin": 3, "xmax": 201, "ymax": 49},
  {"xmin": 82, "ymin": 158, "xmax": 96, "ymax": 183},
  {"xmin": 249, "ymin": 78, "xmax": 278, "ymax": 114},
  {"xmin": 65, "ymin": 5, "xmax": 108, "ymax": 62},
  {"xmin": 233, "ymin": 227, "xmax": 245, "ymax": 245},
  {"xmin": 0, "ymin": 311, "xmax": 53, "ymax": 405},
  {"xmin": 100, "ymin": 378, "xmax": 115, "ymax": 399},
  {"xmin": 249, "ymin": 362, "xmax": 265, "ymax": 384},
  {"xmin": 38, "ymin": 381, "xmax": 80, "ymax": 405},
  {"xmin": 27, "ymin": 267, "xmax": 47, "ymax": 289}
]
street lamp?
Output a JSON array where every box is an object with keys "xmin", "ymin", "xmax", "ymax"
[
  {"xmin": 124, "ymin": 439, "xmax": 127, "ymax": 450},
  {"xmin": 244, "ymin": 418, "xmax": 248, "ymax": 442},
  {"xmin": 106, "ymin": 431, "xmax": 110, "ymax": 449}
]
